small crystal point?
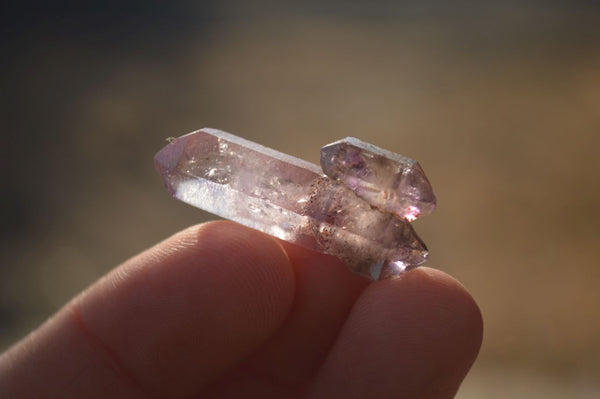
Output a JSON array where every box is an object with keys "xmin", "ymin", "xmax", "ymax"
[
  {"xmin": 320, "ymin": 137, "xmax": 436, "ymax": 220},
  {"xmin": 155, "ymin": 128, "xmax": 433, "ymax": 281}
]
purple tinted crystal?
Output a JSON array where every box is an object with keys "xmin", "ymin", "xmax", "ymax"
[
  {"xmin": 320, "ymin": 137, "xmax": 436, "ymax": 221},
  {"xmin": 155, "ymin": 128, "xmax": 431, "ymax": 280}
]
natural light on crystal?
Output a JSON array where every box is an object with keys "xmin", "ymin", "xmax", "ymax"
[{"xmin": 155, "ymin": 128, "xmax": 436, "ymax": 281}]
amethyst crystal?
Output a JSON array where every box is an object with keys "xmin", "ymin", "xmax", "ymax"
[{"xmin": 155, "ymin": 128, "xmax": 435, "ymax": 280}]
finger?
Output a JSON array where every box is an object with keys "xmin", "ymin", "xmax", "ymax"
[
  {"xmin": 200, "ymin": 244, "xmax": 369, "ymax": 397},
  {"xmin": 309, "ymin": 267, "xmax": 483, "ymax": 399},
  {"xmin": 0, "ymin": 221, "xmax": 295, "ymax": 398}
]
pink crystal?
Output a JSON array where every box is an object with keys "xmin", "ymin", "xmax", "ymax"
[
  {"xmin": 321, "ymin": 137, "xmax": 436, "ymax": 221},
  {"xmin": 155, "ymin": 128, "xmax": 432, "ymax": 280}
]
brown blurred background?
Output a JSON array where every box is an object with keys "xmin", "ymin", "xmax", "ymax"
[{"xmin": 2, "ymin": 1, "xmax": 599, "ymax": 397}]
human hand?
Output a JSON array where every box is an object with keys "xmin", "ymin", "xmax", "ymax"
[{"xmin": 0, "ymin": 221, "xmax": 482, "ymax": 398}]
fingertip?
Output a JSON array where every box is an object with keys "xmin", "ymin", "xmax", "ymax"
[
  {"xmin": 382, "ymin": 267, "xmax": 483, "ymax": 351},
  {"xmin": 311, "ymin": 266, "xmax": 483, "ymax": 399},
  {"xmin": 378, "ymin": 267, "xmax": 483, "ymax": 373}
]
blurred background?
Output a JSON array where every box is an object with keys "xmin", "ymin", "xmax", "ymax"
[{"xmin": 2, "ymin": 1, "xmax": 599, "ymax": 397}]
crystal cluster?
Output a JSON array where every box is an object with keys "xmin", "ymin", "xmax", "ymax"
[{"xmin": 155, "ymin": 128, "xmax": 435, "ymax": 281}]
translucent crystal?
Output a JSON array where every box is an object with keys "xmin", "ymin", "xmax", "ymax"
[
  {"xmin": 321, "ymin": 137, "xmax": 436, "ymax": 221},
  {"xmin": 155, "ymin": 128, "xmax": 432, "ymax": 281}
]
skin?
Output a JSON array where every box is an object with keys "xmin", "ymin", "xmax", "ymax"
[{"xmin": 0, "ymin": 221, "xmax": 483, "ymax": 398}]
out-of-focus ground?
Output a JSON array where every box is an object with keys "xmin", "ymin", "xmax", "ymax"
[{"xmin": 2, "ymin": 1, "xmax": 599, "ymax": 397}]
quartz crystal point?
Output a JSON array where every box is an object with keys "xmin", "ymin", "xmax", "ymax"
[
  {"xmin": 321, "ymin": 137, "xmax": 436, "ymax": 221},
  {"xmin": 155, "ymin": 128, "xmax": 434, "ymax": 281}
]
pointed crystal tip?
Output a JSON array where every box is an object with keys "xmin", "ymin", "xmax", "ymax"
[{"xmin": 320, "ymin": 137, "xmax": 436, "ymax": 220}]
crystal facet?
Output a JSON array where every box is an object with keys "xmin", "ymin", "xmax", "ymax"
[
  {"xmin": 320, "ymin": 137, "xmax": 436, "ymax": 221},
  {"xmin": 155, "ymin": 128, "xmax": 435, "ymax": 280}
]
